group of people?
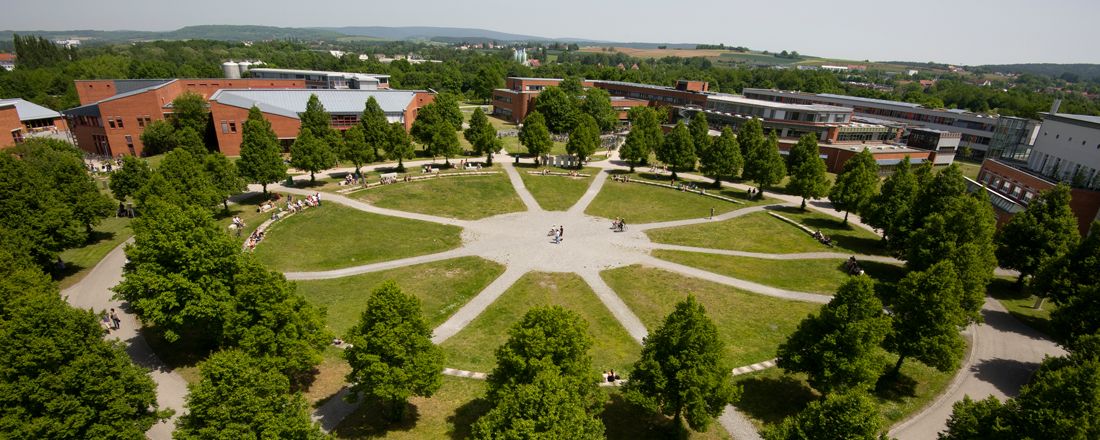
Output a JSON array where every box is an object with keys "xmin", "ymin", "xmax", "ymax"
[
  {"xmin": 648, "ymin": 164, "xmax": 669, "ymax": 174},
  {"xmin": 603, "ymin": 370, "xmax": 622, "ymax": 384},
  {"xmin": 230, "ymin": 216, "xmax": 246, "ymax": 237},
  {"xmin": 286, "ymin": 193, "xmax": 322, "ymax": 213},
  {"xmin": 548, "ymin": 225, "xmax": 565, "ymax": 244},
  {"xmin": 245, "ymin": 229, "xmax": 266, "ymax": 251},
  {"xmin": 611, "ymin": 217, "xmax": 627, "ymax": 232},
  {"xmin": 844, "ymin": 256, "xmax": 864, "ymax": 275},
  {"xmin": 99, "ymin": 308, "xmax": 121, "ymax": 333},
  {"xmin": 812, "ymin": 230, "xmax": 834, "ymax": 247},
  {"xmin": 611, "ymin": 174, "xmax": 631, "ymax": 183}
]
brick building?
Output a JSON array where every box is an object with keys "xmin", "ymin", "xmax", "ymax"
[
  {"xmin": 490, "ymin": 77, "xmax": 676, "ymax": 123},
  {"xmin": 65, "ymin": 78, "xmax": 304, "ymax": 157},
  {"xmin": 208, "ymin": 89, "xmax": 435, "ymax": 155},
  {"xmin": 1, "ymin": 98, "xmax": 70, "ymax": 148}
]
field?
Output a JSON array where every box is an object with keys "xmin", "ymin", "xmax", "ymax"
[
  {"xmin": 352, "ymin": 173, "xmax": 525, "ymax": 220},
  {"xmin": 580, "ymin": 46, "xmax": 731, "ymax": 59}
]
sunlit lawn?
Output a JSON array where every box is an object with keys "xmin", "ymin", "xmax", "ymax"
[
  {"xmin": 352, "ymin": 173, "xmax": 525, "ymax": 220},
  {"xmin": 601, "ymin": 265, "xmax": 822, "ymax": 368},
  {"xmin": 56, "ymin": 216, "xmax": 133, "ymax": 289},
  {"xmin": 253, "ymin": 204, "xmax": 463, "ymax": 272},
  {"xmin": 586, "ymin": 177, "xmax": 763, "ymax": 223},
  {"xmin": 440, "ymin": 272, "xmax": 641, "ymax": 374},
  {"xmin": 647, "ymin": 206, "xmax": 886, "ymax": 255},
  {"xmin": 516, "ymin": 165, "xmax": 599, "ymax": 211},
  {"xmin": 987, "ymin": 276, "xmax": 1055, "ymax": 336},
  {"xmin": 333, "ymin": 376, "xmax": 490, "ymax": 440}
]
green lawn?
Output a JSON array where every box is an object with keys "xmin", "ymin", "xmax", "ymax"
[
  {"xmin": 253, "ymin": 204, "xmax": 463, "ymax": 272},
  {"xmin": 585, "ymin": 179, "xmax": 761, "ymax": 223},
  {"xmin": 733, "ymin": 349, "xmax": 955, "ymax": 430},
  {"xmin": 56, "ymin": 216, "xmax": 133, "ymax": 289},
  {"xmin": 955, "ymin": 160, "xmax": 983, "ymax": 181},
  {"xmin": 333, "ymin": 376, "xmax": 490, "ymax": 440},
  {"xmin": 652, "ymin": 250, "xmax": 908, "ymax": 295},
  {"xmin": 353, "ymin": 173, "xmax": 525, "ymax": 220},
  {"xmin": 216, "ymin": 193, "xmax": 272, "ymax": 243},
  {"xmin": 440, "ymin": 272, "xmax": 641, "ymax": 374},
  {"xmin": 987, "ymin": 276, "xmax": 1055, "ymax": 336},
  {"xmin": 601, "ymin": 265, "xmax": 822, "ymax": 368},
  {"xmin": 501, "ymin": 139, "xmax": 568, "ymax": 156},
  {"xmin": 516, "ymin": 166, "xmax": 599, "ymax": 211},
  {"xmin": 647, "ymin": 206, "xmax": 886, "ymax": 256},
  {"xmin": 294, "ymin": 256, "xmax": 506, "ymax": 337}
]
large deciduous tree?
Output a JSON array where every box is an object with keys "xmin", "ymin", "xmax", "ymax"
[
  {"xmin": 885, "ymin": 260, "xmax": 969, "ymax": 375},
  {"xmin": 340, "ymin": 124, "xmax": 374, "ymax": 178},
  {"xmin": 625, "ymin": 295, "xmax": 738, "ymax": 432},
  {"xmin": 203, "ymin": 152, "xmax": 246, "ymax": 211},
  {"xmin": 828, "ymin": 147, "xmax": 878, "ymax": 223},
  {"xmin": 109, "ymin": 155, "xmax": 152, "ymax": 202},
  {"xmin": 171, "ymin": 91, "xmax": 210, "ymax": 138},
  {"xmin": 532, "ymin": 86, "xmax": 577, "ymax": 133},
  {"xmin": 1033, "ymin": 223, "xmax": 1100, "ymax": 344},
  {"xmin": 777, "ymin": 276, "xmax": 891, "ymax": 393},
  {"xmin": 519, "ymin": 111, "xmax": 553, "ymax": 164},
  {"xmin": 470, "ymin": 368, "xmax": 605, "ymax": 440},
  {"xmin": 360, "ymin": 96, "xmax": 390, "ymax": 161},
  {"xmin": 786, "ymin": 134, "xmax": 831, "ymax": 210},
  {"xmin": 139, "ymin": 119, "xmax": 177, "ymax": 155},
  {"xmin": 764, "ymin": 389, "xmax": 887, "ymax": 440},
  {"xmin": 175, "ymin": 350, "xmax": 326, "ymax": 440},
  {"xmin": 580, "ymin": 87, "xmax": 617, "ymax": 132},
  {"xmin": 0, "ymin": 152, "xmax": 86, "ymax": 268},
  {"xmin": 699, "ymin": 126, "xmax": 743, "ymax": 187},
  {"xmin": 620, "ymin": 106, "xmax": 663, "ymax": 172},
  {"xmin": 689, "ymin": 111, "xmax": 712, "ymax": 157},
  {"xmin": 344, "ymin": 281, "xmax": 444, "ymax": 421},
  {"xmin": 743, "ymin": 126, "xmax": 786, "ymax": 196},
  {"xmin": 16, "ymin": 139, "xmax": 113, "ymax": 233},
  {"xmin": 289, "ymin": 128, "xmax": 336, "ymax": 183},
  {"xmin": 487, "ymin": 306, "xmax": 597, "ymax": 396},
  {"xmin": 865, "ymin": 156, "xmax": 919, "ymax": 252},
  {"xmin": 566, "ymin": 113, "xmax": 600, "ymax": 166},
  {"xmin": 464, "ymin": 107, "xmax": 501, "ymax": 165},
  {"xmin": 298, "ymin": 93, "xmax": 332, "ymax": 138},
  {"xmin": 237, "ymin": 106, "xmax": 287, "ymax": 195},
  {"xmin": 384, "ymin": 122, "xmax": 415, "ymax": 172},
  {"xmin": 140, "ymin": 148, "xmax": 222, "ymax": 210},
  {"xmin": 656, "ymin": 121, "xmax": 696, "ymax": 180},
  {"xmin": 995, "ymin": 183, "xmax": 1080, "ymax": 288}
]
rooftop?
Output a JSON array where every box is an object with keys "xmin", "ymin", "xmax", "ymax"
[
  {"xmin": 1043, "ymin": 112, "xmax": 1100, "ymax": 129},
  {"xmin": 591, "ymin": 79, "xmax": 703, "ymax": 94},
  {"xmin": 708, "ymin": 93, "xmax": 851, "ymax": 112},
  {"xmin": 210, "ymin": 89, "xmax": 421, "ymax": 119},
  {"xmin": 826, "ymin": 143, "xmax": 924, "ymax": 154},
  {"xmin": 249, "ymin": 67, "xmax": 390, "ymax": 80},
  {"xmin": 0, "ymin": 98, "xmax": 63, "ymax": 121}
]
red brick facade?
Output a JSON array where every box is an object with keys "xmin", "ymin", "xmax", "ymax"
[
  {"xmin": 1, "ymin": 101, "xmax": 70, "ymax": 149},
  {"xmin": 978, "ymin": 159, "xmax": 1100, "ymax": 235},
  {"xmin": 491, "ymin": 77, "xmax": 704, "ymax": 124},
  {"xmin": 0, "ymin": 105, "xmax": 22, "ymax": 148}
]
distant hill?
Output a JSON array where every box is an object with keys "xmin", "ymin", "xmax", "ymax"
[
  {"xmin": 318, "ymin": 26, "xmax": 558, "ymax": 42},
  {"xmin": 0, "ymin": 25, "xmax": 344, "ymax": 44},
  {"xmin": 978, "ymin": 63, "xmax": 1100, "ymax": 81}
]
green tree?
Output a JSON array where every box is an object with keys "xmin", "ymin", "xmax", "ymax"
[
  {"xmin": 432, "ymin": 92, "xmax": 464, "ymax": 129},
  {"xmin": 776, "ymin": 276, "xmax": 891, "ymax": 393},
  {"xmin": 0, "ymin": 248, "xmax": 165, "ymax": 438},
  {"xmin": 828, "ymin": 147, "xmax": 879, "ymax": 223},
  {"xmin": 110, "ymin": 155, "xmax": 153, "ymax": 202},
  {"xmin": 580, "ymin": 87, "xmax": 617, "ymax": 132},
  {"xmin": 625, "ymin": 296, "xmax": 738, "ymax": 432},
  {"xmin": 995, "ymin": 184, "xmax": 1080, "ymax": 289},
  {"xmin": 786, "ymin": 134, "xmax": 831, "ymax": 210},
  {"xmin": 298, "ymin": 93, "xmax": 332, "ymax": 137},
  {"xmin": 939, "ymin": 396, "xmax": 1014, "ymax": 440},
  {"xmin": 885, "ymin": 260, "xmax": 969, "ymax": 375},
  {"xmin": 173, "ymin": 126, "xmax": 208, "ymax": 156},
  {"xmin": 487, "ymin": 306, "xmax": 597, "ymax": 397},
  {"xmin": 384, "ymin": 122, "xmax": 415, "ymax": 172},
  {"xmin": 471, "ymin": 368, "xmax": 605, "ymax": 440},
  {"xmin": 289, "ymin": 128, "xmax": 336, "ymax": 183},
  {"xmin": 237, "ymin": 106, "xmax": 287, "ymax": 195},
  {"xmin": 16, "ymin": 139, "xmax": 113, "ymax": 233},
  {"xmin": 689, "ymin": 111, "xmax": 712, "ymax": 157},
  {"xmin": 175, "ymin": 350, "xmax": 326, "ymax": 440},
  {"xmin": 340, "ymin": 124, "xmax": 375, "ymax": 177},
  {"xmin": 743, "ymin": 128, "xmax": 786, "ymax": 196},
  {"xmin": 519, "ymin": 111, "xmax": 553, "ymax": 164},
  {"xmin": 533, "ymin": 86, "xmax": 577, "ymax": 133},
  {"xmin": 699, "ymin": 126, "xmax": 743, "ymax": 187},
  {"xmin": 360, "ymin": 96, "xmax": 390, "ymax": 161},
  {"xmin": 171, "ymin": 91, "xmax": 209, "ymax": 137},
  {"xmin": 865, "ymin": 157, "xmax": 919, "ymax": 252},
  {"xmin": 764, "ymin": 389, "xmax": 886, "ymax": 440},
  {"xmin": 736, "ymin": 117, "xmax": 765, "ymax": 161},
  {"xmin": 566, "ymin": 114, "xmax": 600, "ymax": 166},
  {"xmin": 344, "ymin": 281, "xmax": 444, "ymax": 421},
  {"xmin": 142, "ymin": 148, "xmax": 222, "ymax": 210},
  {"xmin": 427, "ymin": 120, "xmax": 462, "ymax": 165},
  {"xmin": 655, "ymin": 121, "xmax": 696, "ymax": 180},
  {"xmin": 464, "ymin": 107, "xmax": 501, "ymax": 165},
  {"xmin": 140, "ymin": 119, "xmax": 177, "ymax": 155},
  {"xmin": 203, "ymin": 152, "xmax": 246, "ymax": 211},
  {"xmin": 0, "ymin": 153, "xmax": 86, "ymax": 268},
  {"xmin": 1034, "ymin": 224, "xmax": 1100, "ymax": 344},
  {"xmin": 620, "ymin": 106, "xmax": 663, "ymax": 172},
  {"xmin": 559, "ymin": 76, "xmax": 585, "ymax": 99}
]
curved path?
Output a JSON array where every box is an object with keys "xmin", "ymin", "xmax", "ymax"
[{"xmin": 70, "ymin": 150, "xmax": 1061, "ymax": 440}]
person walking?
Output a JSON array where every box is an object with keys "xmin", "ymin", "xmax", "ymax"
[
  {"xmin": 559, "ymin": 225, "xmax": 564, "ymax": 240},
  {"xmin": 710, "ymin": 207, "xmax": 715, "ymax": 219},
  {"xmin": 109, "ymin": 308, "xmax": 121, "ymax": 330}
]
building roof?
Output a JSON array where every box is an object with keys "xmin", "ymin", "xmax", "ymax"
[
  {"xmin": 707, "ymin": 93, "xmax": 851, "ymax": 112},
  {"xmin": 1043, "ymin": 112, "xmax": 1100, "ymax": 130},
  {"xmin": 0, "ymin": 53, "xmax": 14, "ymax": 62},
  {"xmin": 210, "ymin": 89, "xmax": 419, "ymax": 119},
  {"xmin": 825, "ymin": 143, "xmax": 925, "ymax": 154},
  {"xmin": 591, "ymin": 79, "xmax": 699, "ymax": 94},
  {"xmin": 0, "ymin": 98, "xmax": 63, "ymax": 121},
  {"xmin": 248, "ymin": 68, "xmax": 390, "ymax": 80},
  {"xmin": 818, "ymin": 93, "xmax": 925, "ymax": 109}
]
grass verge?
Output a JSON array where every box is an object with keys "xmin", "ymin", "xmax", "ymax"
[
  {"xmin": 353, "ymin": 173, "xmax": 525, "ymax": 220},
  {"xmin": 586, "ymin": 177, "xmax": 760, "ymax": 224},
  {"xmin": 516, "ymin": 165, "xmax": 599, "ymax": 211},
  {"xmin": 332, "ymin": 376, "xmax": 490, "ymax": 439},
  {"xmin": 56, "ymin": 216, "xmax": 133, "ymax": 289}
]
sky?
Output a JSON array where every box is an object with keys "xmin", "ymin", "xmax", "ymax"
[{"xmin": 1, "ymin": 0, "xmax": 1097, "ymax": 65}]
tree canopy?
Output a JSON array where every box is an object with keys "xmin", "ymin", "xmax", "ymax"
[
  {"xmin": 742, "ymin": 121, "xmax": 786, "ymax": 195},
  {"xmin": 464, "ymin": 107, "xmax": 501, "ymax": 165},
  {"xmin": 764, "ymin": 389, "xmax": 887, "ymax": 440},
  {"xmin": 865, "ymin": 156, "xmax": 919, "ymax": 252},
  {"xmin": 360, "ymin": 96, "xmax": 390, "ymax": 161},
  {"xmin": 109, "ymin": 155, "xmax": 153, "ymax": 203},
  {"xmin": 699, "ymin": 126, "xmax": 743, "ymax": 187},
  {"xmin": 656, "ymin": 121, "xmax": 696, "ymax": 180},
  {"xmin": 580, "ymin": 87, "xmax": 617, "ymax": 132},
  {"xmin": 519, "ymin": 111, "xmax": 553, "ymax": 163},
  {"xmin": 828, "ymin": 147, "xmax": 879, "ymax": 223},
  {"xmin": 886, "ymin": 260, "xmax": 969, "ymax": 375},
  {"xmin": 566, "ymin": 113, "xmax": 601, "ymax": 165},
  {"xmin": 620, "ymin": 106, "xmax": 663, "ymax": 172},
  {"xmin": 786, "ymin": 134, "xmax": 831, "ymax": 209},
  {"xmin": 384, "ymin": 121, "xmax": 415, "ymax": 171},
  {"xmin": 171, "ymin": 91, "xmax": 210, "ymax": 140},
  {"xmin": 237, "ymin": 106, "xmax": 287, "ymax": 194},
  {"xmin": 298, "ymin": 93, "xmax": 332, "ymax": 137},
  {"xmin": 289, "ymin": 128, "xmax": 336, "ymax": 183},
  {"xmin": 995, "ymin": 183, "xmax": 1080, "ymax": 285},
  {"xmin": 533, "ymin": 86, "xmax": 578, "ymax": 133}
]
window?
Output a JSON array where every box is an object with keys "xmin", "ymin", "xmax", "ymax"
[
  {"xmin": 108, "ymin": 118, "xmax": 116, "ymax": 129},
  {"xmin": 229, "ymin": 121, "xmax": 237, "ymax": 133},
  {"xmin": 220, "ymin": 120, "xmax": 229, "ymax": 134},
  {"xmin": 137, "ymin": 117, "xmax": 145, "ymax": 128},
  {"xmin": 1011, "ymin": 186, "xmax": 1022, "ymax": 198},
  {"xmin": 116, "ymin": 117, "xmax": 124, "ymax": 128},
  {"xmin": 11, "ymin": 130, "xmax": 23, "ymax": 144}
]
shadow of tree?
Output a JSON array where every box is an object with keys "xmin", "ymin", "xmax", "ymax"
[
  {"xmin": 970, "ymin": 358, "xmax": 1040, "ymax": 396},
  {"xmin": 875, "ymin": 370, "xmax": 918, "ymax": 401},
  {"xmin": 331, "ymin": 397, "xmax": 421, "ymax": 439},
  {"xmin": 446, "ymin": 396, "xmax": 491, "ymax": 440},
  {"xmin": 602, "ymin": 392, "xmax": 687, "ymax": 440},
  {"xmin": 733, "ymin": 374, "xmax": 818, "ymax": 426}
]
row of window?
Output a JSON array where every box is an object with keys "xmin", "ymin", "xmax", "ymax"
[
  {"xmin": 1043, "ymin": 131, "xmax": 1100, "ymax": 149},
  {"xmin": 219, "ymin": 120, "xmax": 238, "ymax": 134},
  {"xmin": 980, "ymin": 171, "xmax": 1037, "ymax": 205}
]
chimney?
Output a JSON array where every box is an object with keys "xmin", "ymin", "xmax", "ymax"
[{"xmin": 1050, "ymin": 98, "xmax": 1062, "ymax": 114}]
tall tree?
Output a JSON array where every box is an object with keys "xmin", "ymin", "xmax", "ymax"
[
  {"xmin": 655, "ymin": 121, "xmax": 696, "ymax": 180},
  {"xmin": 625, "ymin": 296, "xmax": 738, "ymax": 432},
  {"xmin": 580, "ymin": 87, "xmax": 617, "ymax": 132},
  {"xmin": 736, "ymin": 118, "xmax": 765, "ymax": 161},
  {"xmin": 764, "ymin": 389, "xmax": 886, "ymax": 440},
  {"xmin": 464, "ymin": 107, "xmax": 501, "ymax": 165},
  {"xmin": 777, "ymin": 276, "xmax": 891, "ymax": 393},
  {"xmin": 620, "ymin": 106, "xmax": 663, "ymax": 172},
  {"xmin": 109, "ymin": 155, "xmax": 152, "ymax": 202},
  {"xmin": 298, "ymin": 93, "xmax": 332, "ymax": 137},
  {"xmin": 173, "ymin": 126, "xmax": 208, "ymax": 156},
  {"xmin": 339, "ymin": 124, "xmax": 375, "ymax": 176},
  {"xmin": 699, "ymin": 126, "xmax": 743, "ymax": 187},
  {"xmin": 487, "ymin": 306, "xmax": 597, "ymax": 397},
  {"xmin": 432, "ymin": 92, "xmax": 464, "ymax": 129},
  {"xmin": 143, "ymin": 148, "xmax": 222, "ymax": 210},
  {"xmin": 471, "ymin": 368, "xmax": 605, "ymax": 440},
  {"xmin": 384, "ymin": 122, "xmax": 415, "ymax": 172},
  {"xmin": 0, "ymin": 248, "xmax": 166, "ymax": 438},
  {"xmin": 289, "ymin": 128, "xmax": 336, "ymax": 183},
  {"xmin": 427, "ymin": 120, "xmax": 461, "ymax": 165},
  {"xmin": 139, "ymin": 119, "xmax": 177, "ymax": 155},
  {"xmin": 743, "ymin": 128, "xmax": 786, "ymax": 197},
  {"xmin": 865, "ymin": 157, "xmax": 919, "ymax": 252},
  {"xmin": 559, "ymin": 76, "xmax": 585, "ymax": 99},
  {"xmin": 995, "ymin": 184, "xmax": 1080, "ymax": 288},
  {"xmin": 16, "ymin": 139, "xmax": 113, "ymax": 233},
  {"xmin": 828, "ymin": 147, "xmax": 879, "ymax": 223},
  {"xmin": 786, "ymin": 134, "xmax": 831, "ymax": 210},
  {"xmin": 360, "ymin": 96, "xmax": 390, "ymax": 160},
  {"xmin": 344, "ymin": 281, "xmax": 444, "ymax": 421},
  {"xmin": 885, "ymin": 260, "xmax": 969, "ymax": 375},
  {"xmin": 237, "ymin": 106, "xmax": 287, "ymax": 195},
  {"xmin": 175, "ymin": 350, "xmax": 326, "ymax": 440},
  {"xmin": 533, "ymin": 86, "xmax": 577, "ymax": 133},
  {"xmin": 519, "ymin": 111, "xmax": 553, "ymax": 164},
  {"xmin": 566, "ymin": 114, "xmax": 600, "ymax": 166},
  {"xmin": 1034, "ymin": 224, "xmax": 1100, "ymax": 344},
  {"xmin": 0, "ymin": 152, "xmax": 86, "ymax": 268},
  {"xmin": 171, "ymin": 91, "xmax": 209, "ymax": 138},
  {"xmin": 203, "ymin": 152, "xmax": 246, "ymax": 211},
  {"xmin": 689, "ymin": 111, "xmax": 712, "ymax": 157}
]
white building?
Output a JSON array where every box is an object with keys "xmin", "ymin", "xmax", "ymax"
[
  {"xmin": 1026, "ymin": 113, "xmax": 1100, "ymax": 187},
  {"xmin": 247, "ymin": 68, "xmax": 390, "ymax": 90}
]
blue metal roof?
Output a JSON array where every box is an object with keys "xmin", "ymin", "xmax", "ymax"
[
  {"xmin": 0, "ymin": 98, "xmax": 62, "ymax": 121},
  {"xmin": 210, "ymin": 89, "xmax": 420, "ymax": 119}
]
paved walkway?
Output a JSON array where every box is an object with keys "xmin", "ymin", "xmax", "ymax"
[
  {"xmin": 501, "ymin": 161, "xmax": 543, "ymax": 212},
  {"xmin": 648, "ymin": 242, "xmax": 906, "ymax": 264}
]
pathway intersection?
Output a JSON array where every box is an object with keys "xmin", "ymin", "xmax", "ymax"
[{"xmin": 64, "ymin": 151, "xmax": 1063, "ymax": 440}]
